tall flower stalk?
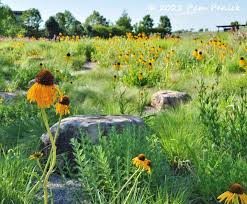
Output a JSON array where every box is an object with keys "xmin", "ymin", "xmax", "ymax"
[{"xmin": 27, "ymin": 69, "xmax": 70, "ymax": 203}]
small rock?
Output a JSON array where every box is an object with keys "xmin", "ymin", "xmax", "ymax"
[
  {"xmin": 143, "ymin": 106, "xmax": 159, "ymax": 116},
  {"xmin": 41, "ymin": 115, "xmax": 144, "ymax": 156},
  {"xmin": 28, "ymin": 79, "xmax": 36, "ymax": 88},
  {"xmin": 151, "ymin": 90, "xmax": 191, "ymax": 110},
  {"xmin": 0, "ymin": 92, "xmax": 18, "ymax": 101},
  {"xmin": 83, "ymin": 62, "xmax": 97, "ymax": 70},
  {"xmin": 37, "ymin": 174, "xmax": 82, "ymax": 204}
]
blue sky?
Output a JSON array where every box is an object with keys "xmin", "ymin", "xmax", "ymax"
[{"xmin": 2, "ymin": 0, "xmax": 247, "ymax": 31}]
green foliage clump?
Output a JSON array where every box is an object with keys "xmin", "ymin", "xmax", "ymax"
[{"xmin": 71, "ymin": 129, "xmax": 190, "ymax": 203}]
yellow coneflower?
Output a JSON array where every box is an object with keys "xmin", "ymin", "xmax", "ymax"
[
  {"xmin": 132, "ymin": 154, "xmax": 151, "ymax": 174},
  {"xmin": 221, "ymin": 43, "xmax": 226, "ymax": 49},
  {"xmin": 39, "ymin": 63, "xmax": 43, "ymax": 67},
  {"xmin": 148, "ymin": 62, "xmax": 152, "ymax": 71},
  {"xmin": 220, "ymin": 53, "xmax": 226, "ymax": 60},
  {"xmin": 138, "ymin": 72, "xmax": 143, "ymax": 81},
  {"xmin": 65, "ymin": 52, "xmax": 71, "ymax": 61},
  {"xmin": 196, "ymin": 51, "xmax": 203, "ymax": 61},
  {"xmin": 192, "ymin": 49, "xmax": 198, "ymax": 58},
  {"xmin": 113, "ymin": 75, "xmax": 117, "ymax": 81},
  {"xmin": 55, "ymin": 96, "xmax": 70, "ymax": 116},
  {"xmin": 113, "ymin": 62, "xmax": 121, "ymax": 71},
  {"xmin": 29, "ymin": 152, "xmax": 43, "ymax": 160},
  {"xmin": 218, "ymin": 183, "xmax": 247, "ymax": 204},
  {"xmin": 239, "ymin": 57, "xmax": 246, "ymax": 68},
  {"xmin": 27, "ymin": 70, "xmax": 58, "ymax": 108}
]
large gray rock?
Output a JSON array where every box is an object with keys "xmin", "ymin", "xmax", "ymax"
[
  {"xmin": 151, "ymin": 90, "xmax": 191, "ymax": 110},
  {"xmin": 41, "ymin": 115, "xmax": 144, "ymax": 156}
]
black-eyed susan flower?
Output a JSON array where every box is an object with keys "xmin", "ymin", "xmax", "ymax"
[
  {"xmin": 113, "ymin": 62, "xmax": 121, "ymax": 71},
  {"xmin": 132, "ymin": 154, "xmax": 151, "ymax": 174},
  {"xmin": 55, "ymin": 96, "xmax": 70, "ymax": 116},
  {"xmin": 239, "ymin": 57, "xmax": 246, "ymax": 68},
  {"xmin": 196, "ymin": 51, "xmax": 203, "ymax": 61},
  {"xmin": 113, "ymin": 75, "xmax": 117, "ymax": 81},
  {"xmin": 27, "ymin": 70, "xmax": 58, "ymax": 108},
  {"xmin": 192, "ymin": 49, "xmax": 198, "ymax": 58},
  {"xmin": 138, "ymin": 72, "xmax": 143, "ymax": 81},
  {"xmin": 65, "ymin": 52, "xmax": 71, "ymax": 62},
  {"xmin": 218, "ymin": 183, "xmax": 247, "ymax": 204},
  {"xmin": 29, "ymin": 152, "xmax": 43, "ymax": 160}
]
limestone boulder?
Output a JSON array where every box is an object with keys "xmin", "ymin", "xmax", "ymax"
[
  {"xmin": 41, "ymin": 115, "xmax": 144, "ymax": 156},
  {"xmin": 151, "ymin": 90, "xmax": 191, "ymax": 110}
]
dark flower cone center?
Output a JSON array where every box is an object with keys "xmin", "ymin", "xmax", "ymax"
[
  {"xmin": 146, "ymin": 160, "xmax": 151, "ymax": 167},
  {"xmin": 35, "ymin": 70, "xmax": 54, "ymax": 85},
  {"xmin": 33, "ymin": 152, "xmax": 43, "ymax": 158},
  {"xmin": 229, "ymin": 183, "xmax": 245, "ymax": 194},
  {"xmin": 138, "ymin": 154, "xmax": 145, "ymax": 161},
  {"xmin": 60, "ymin": 96, "xmax": 70, "ymax": 105},
  {"xmin": 67, "ymin": 53, "xmax": 71, "ymax": 57}
]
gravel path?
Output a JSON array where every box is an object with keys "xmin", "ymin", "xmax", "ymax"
[{"xmin": 72, "ymin": 62, "xmax": 98, "ymax": 76}]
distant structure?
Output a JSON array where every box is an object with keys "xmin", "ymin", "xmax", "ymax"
[
  {"xmin": 216, "ymin": 24, "xmax": 247, "ymax": 32},
  {"xmin": 12, "ymin": 11, "xmax": 24, "ymax": 19}
]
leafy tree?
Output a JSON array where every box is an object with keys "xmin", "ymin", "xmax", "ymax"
[
  {"xmin": 230, "ymin": 21, "xmax": 240, "ymax": 30},
  {"xmin": 0, "ymin": 5, "xmax": 24, "ymax": 36},
  {"xmin": 66, "ymin": 19, "xmax": 84, "ymax": 36},
  {"xmin": 55, "ymin": 12, "xmax": 66, "ymax": 33},
  {"xmin": 84, "ymin": 10, "xmax": 109, "ymax": 27},
  {"xmin": 230, "ymin": 21, "xmax": 239, "ymax": 26},
  {"xmin": 91, "ymin": 24, "xmax": 109, "ymax": 38},
  {"xmin": 136, "ymin": 15, "xmax": 154, "ymax": 35},
  {"xmin": 54, "ymin": 11, "xmax": 83, "ymax": 35},
  {"xmin": 109, "ymin": 25, "xmax": 126, "ymax": 36},
  {"xmin": 157, "ymin": 16, "xmax": 171, "ymax": 36},
  {"xmin": 45, "ymin": 16, "xmax": 60, "ymax": 38},
  {"xmin": 84, "ymin": 11, "xmax": 109, "ymax": 36},
  {"xmin": 21, "ymin": 8, "xmax": 42, "ymax": 37},
  {"xmin": 84, "ymin": 24, "xmax": 93, "ymax": 37},
  {"xmin": 116, "ymin": 10, "xmax": 133, "ymax": 32}
]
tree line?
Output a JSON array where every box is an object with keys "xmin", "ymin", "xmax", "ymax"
[{"xmin": 0, "ymin": 2, "xmax": 172, "ymax": 38}]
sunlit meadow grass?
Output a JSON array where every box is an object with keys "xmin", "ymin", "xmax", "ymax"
[{"xmin": 0, "ymin": 31, "xmax": 247, "ymax": 203}]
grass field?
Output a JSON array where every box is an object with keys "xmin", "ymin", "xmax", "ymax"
[{"xmin": 1, "ymin": 31, "xmax": 247, "ymax": 204}]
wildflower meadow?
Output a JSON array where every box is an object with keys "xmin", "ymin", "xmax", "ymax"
[{"xmin": 1, "ymin": 1, "xmax": 247, "ymax": 204}]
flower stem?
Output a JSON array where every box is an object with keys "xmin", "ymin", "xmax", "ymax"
[
  {"xmin": 28, "ymin": 115, "xmax": 62, "ymax": 196},
  {"xmin": 111, "ymin": 169, "xmax": 140, "ymax": 204},
  {"xmin": 41, "ymin": 109, "xmax": 57, "ymax": 204},
  {"xmin": 123, "ymin": 170, "xmax": 143, "ymax": 204}
]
